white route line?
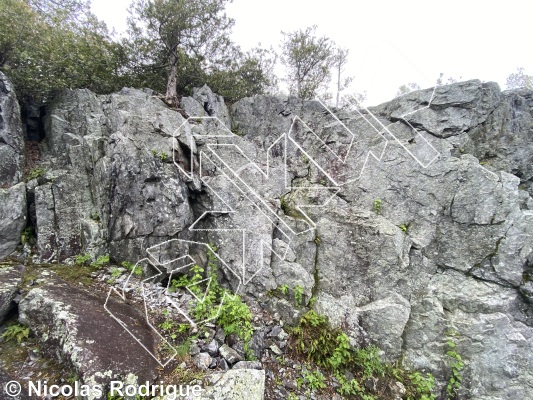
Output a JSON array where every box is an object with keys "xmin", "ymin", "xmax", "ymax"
[{"xmin": 105, "ymin": 82, "xmax": 456, "ymax": 363}]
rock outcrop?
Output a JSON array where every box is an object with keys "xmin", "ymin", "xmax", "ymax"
[
  {"xmin": 1, "ymin": 75, "xmax": 532, "ymax": 399},
  {"xmin": 0, "ymin": 73, "xmax": 26, "ymax": 259},
  {"xmin": 18, "ymin": 272, "xmax": 159, "ymax": 399},
  {"xmin": 0, "ymin": 71, "xmax": 24, "ymax": 186},
  {"xmin": 0, "ymin": 265, "xmax": 24, "ymax": 323}
]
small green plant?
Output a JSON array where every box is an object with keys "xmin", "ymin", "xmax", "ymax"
[
  {"xmin": 294, "ymin": 285, "xmax": 304, "ymax": 306},
  {"xmin": 74, "ymin": 253, "xmax": 91, "ymax": 266},
  {"xmin": 26, "ymin": 167, "xmax": 45, "ymax": 181},
  {"xmin": 301, "ymin": 154, "xmax": 309, "ymax": 163},
  {"xmin": 91, "ymin": 254, "xmax": 110, "ymax": 269},
  {"xmin": 159, "ymin": 318, "xmax": 174, "ymax": 331},
  {"xmin": 400, "ymin": 224, "xmax": 408, "ymax": 233},
  {"xmin": 151, "ymin": 149, "xmax": 158, "ymax": 157},
  {"xmin": 299, "ymin": 368, "xmax": 326, "ymax": 391},
  {"xmin": 167, "ymin": 245, "xmax": 254, "ymax": 343},
  {"xmin": 279, "ymin": 284, "xmax": 289, "ymax": 295},
  {"xmin": 159, "ymin": 151, "xmax": 169, "ymax": 162},
  {"xmin": 373, "ymin": 199, "xmax": 382, "ymax": 214},
  {"xmin": 216, "ymin": 293, "xmax": 254, "ymax": 342},
  {"xmin": 335, "ymin": 372, "xmax": 366, "ymax": 397},
  {"xmin": 354, "ymin": 345, "xmax": 385, "ymax": 379},
  {"xmin": 446, "ymin": 339, "xmax": 464, "ymax": 399},
  {"xmin": 407, "ymin": 371, "xmax": 436, "ymax": 400},
  {"xmin": 107, "ymin": 266, "xmax": 122, "ymax": 284},
  {"xmin": 20, "ymin": 227, "xmax": 35, "ymax": 246},
  {"xmin": 122, "ymin": 261, "xmax": 142, "ymax": 277},
  {"xmin": 1, "ymin": 322, "xmax": 30, "ymax": 343},
  {"xmin": 314, "ymin": 236, "xmax": 321, "ymax": 245}
]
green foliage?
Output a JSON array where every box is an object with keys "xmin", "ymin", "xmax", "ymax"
[
  {"xmin": 26, "ymin": 167, "xmax": 45, "ymax": 181},
  {"xmin": 159, "ymin": 151, "xmax": 168, "ymax": 162},
  {"xmin": 335, "ymin": 372, "xmax": 367, "ymax": 397},
  {"xmin": 279, "ymin": 284, "xmax": 289, "ymax": 295},
  {"xmin": 74, "ymin": 253, "xmax": 91, "ymax": 266},
  {"xmin": 1, "ymin": 322, "xmax": 30, "ymax": 343},
  {"xmin": 122, "ymin": 261, "xmax": 142, "ymax": 277},
  {"xmin": 169, "ymin": 245, "xmax": 254, "ymax": 342},
  {"xmin": 292, "ymin": 310, "xmax": 350, "ymax": 371},
  {"xmin": 373, "ymin": 199, "xmax": 382, "ymax": 215},
  {"xmin": 91, "ymin": 254, "xmax": 110, "ymax": 269},
  {"xmin": 353, "ymin": 345, "xmax": 385, "ymax": 379},
  {"xmin": 291, "ymin": 310, "xmax": 436, "ymax": 399},
  {"xmin": 107, "ymin": 266, "xmax": 122, "ymax": 284},
  {"xmin": 407, "ymin": 371, "xmax": 436, "ymax": 400},
  {"xmin": 0, "ymin": 0, "xmax": 125, "ymax": 103},
  {"xmin": 446, "ymin": 339, "xmax": 464, "ymax": 399},
  {"xmin": 298, "ymin": 368, "xmax": 326, "ymax": 391},
  {"xmin": 294, "ymin": 285, "xmax": 304, "ymax": 306},
  {"xmin": 20, "ymin": 227, "xmax": 35, "ymax": 246},
  {"xmin": 127, "ymin": 0, "xmax": 235, "ymax": 100},
  {"xmin": 281, "ymin": 25, "xmax": 335, "ymax": 99},
  {"xmin": 216, "ymin": 293, "xmax": 254, "ymax": 342},
  {"xmin": 400, "ymin": 224, "xmax": 408, "ymax": 233}
]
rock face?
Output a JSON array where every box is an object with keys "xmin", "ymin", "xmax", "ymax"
[
  {"xmin": 34, "ymin": 88, "xmax": 194, "ymax": 261},
  {"xmin": 0, "ymin": 73, "xmax": 26, "ymax": 259},
  {"xmin": 0, "ymin": 265, "xmax": 24, "ymax": 323},
  {"xmin": 3, "ymin": 76, "xmax": 533, "ymax": 399},
  {"xmin": 18, "ymin": 272, "xmax": 159, "ymax": 399},
  {"xmin": 0, "ymin": 71, "xmax": 24, "ymax": 186},
  {"xmin": 0, "ymin": 183, "xmax": 27, "ymax": 258}
]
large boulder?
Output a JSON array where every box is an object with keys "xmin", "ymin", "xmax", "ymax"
[
  {"xmin": 18, "ymin": 272, "xmax": 159, "ymax": 399},
  {"xmin": 0, "ymin": 72, "xmax": 24, "ymax": 186}
]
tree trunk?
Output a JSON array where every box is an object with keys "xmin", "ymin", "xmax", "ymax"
[
  {"xmin": 336, "ymin": 63, "xmax": 341, "ymax": 108},
  {"xmin": 165, "ymin": 51, "xmax": 178, "ymax": 102}
]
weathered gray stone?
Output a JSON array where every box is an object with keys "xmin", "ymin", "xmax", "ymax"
[
  {"xmin": 0, "ymin": 182, "xmax": 27, "ymax": 258},
  {"xmin": 459, "ymin": 87, "xmax": 533, "ymax": 196},
  {"xmin": 193, "ymin": 352, "xmax": 213, "ymax": 370},
  {"xmin": 18, "ymin": 272, "xmax": 158, "ymax": 399},
  {"xmin": 198, "ymin": 369, "xmax": 265, "ymax": 400},
  {"xmin": 192, "ymin": 85, "xmax": 231, "ymax": 128},
  {"xmin": 35, "ymin": 88, "xmax": 195, "ymax": 261},
  {"xmin": 232, "ymin": 361, "xmax": 262, "ymax": 370},
  {"xmin": 0, "ymin": 265, "xmax": 24, "ymax": 323},
  {"xmin": 0, "ymin": 72, "xmax": 24, "ymax": 186},
  {"xmin": 219, "ymin": 344, "xmax": 243, "ymax": 365},
  {"xmin": 7, "ymin": 79, "xmax": 532, "ymax": 400}
]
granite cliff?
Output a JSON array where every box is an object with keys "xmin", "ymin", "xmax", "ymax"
[{"xmin": 1, "ymin": 71, "xmax": 532, "ymax": 399}]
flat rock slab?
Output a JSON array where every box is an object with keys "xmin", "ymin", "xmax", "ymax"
[
  {"xmin": 0, "ymin": 265, "xmax": 24, "ymax": 323},
  {"xmin": 18, "ymin": 271, "xmax": 159, "ymax": 396}
]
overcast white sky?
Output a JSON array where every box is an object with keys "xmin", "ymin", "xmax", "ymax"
[{"xmin": 92, "ymin": 0, "xmax": 532, "ymax": 106}]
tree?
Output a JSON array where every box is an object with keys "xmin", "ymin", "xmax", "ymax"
[
  {"xmin": 127, "ymin": 0, "xmax": 234, "ymax": 102},
  {"xmin": 333, "ymin": 47, "xmax": 353, "ymax": 107},
  {"xmin": 281, "ymin": 25, "xmax": 335, "ymax": 99},
  {"xmin": 506, "ymin": 67, "xmax": 533, "ymax": 90},
  {"xmin": 396, "ymin": 82, "xmax": 421, "ymax": 97},
  {"xmin": 206, "ymin": 45, "xmax": 278, "ymax": 101},
  {"xmin": 0, "ymin": 0, "xmax": 125, "ymax": 102}
]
